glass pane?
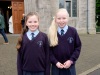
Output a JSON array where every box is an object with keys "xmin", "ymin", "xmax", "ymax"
[
  {"xmin": 72, "ymin": 3, "xmax": 77, "ymax": 9},
  {"xmin": 72, "ymin": 10, "xmax": 77, "ymax": 17},
  {"xmin": 59, "ymin": 0, "xmax": 64, "ymax": 8},
  {"xmin": 66, "ymin": 1, "xmax": 71, "ymax": 17},
  {"xmin": 72, "ymin": 0, "xmax": 77, "ymax": 17}
]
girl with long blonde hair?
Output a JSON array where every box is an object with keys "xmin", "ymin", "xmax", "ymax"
[{"xmin": 48, "ymin": 8, "xmax": 81, "ymax": 75}]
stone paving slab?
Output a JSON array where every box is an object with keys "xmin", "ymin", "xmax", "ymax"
[
  {"xmin": 87, "ymin": 68, "xmax": 100, "ymax": 75},
  {"xmin": 0, "ymin": 34, "xmax": 100, "ymax": 75},
  {"xmin": 78, "ymin": 64, "xmax": 100, "ymax": 75},
  {"xmin": 76, "ymin": 34, "xmax": 100, "ymax": 75}
]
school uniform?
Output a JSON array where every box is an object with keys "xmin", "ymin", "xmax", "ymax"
[
  {"xmin": 50, "ymin": 25, "xmax": 81, "ymax": 75},
  {"xmin": 17, "ymin": 30, "xmax": 50, "ymax": 75}
]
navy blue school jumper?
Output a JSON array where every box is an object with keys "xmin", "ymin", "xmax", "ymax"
[
  {"xmin": 17, "ymin": 32, "xmax": 50, "ymax": 75},
  {"xmin": 50, "ymin": 26, "xmax": 82, "ymax": 75}
]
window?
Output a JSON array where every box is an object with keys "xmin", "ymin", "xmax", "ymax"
[
  {"xmin": 65, "ymin": 1, "xmax": 71, "ymax": 17},
  {"xmin": 59, "ymin": 0, "xmax": 64, "ymax": 8},
  {"xmin": 59, "ymin": 0, "xmax": 77, "ymax": 17},
  {"xmin": 72, "ymin": 0, "xmax": 77, "ymax": 17}
]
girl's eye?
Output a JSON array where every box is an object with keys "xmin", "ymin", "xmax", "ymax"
[
  {"xmin": 63, "ymin": 17, "xmax": 66, "ymax": 19},
  {"xmin": 34, "ymin": 21, "xmax": 37, "ymax": 23},
  {"xmin": 28, "ymin": 21, "xmax": 37, "ymax": 23},
  {"xmin": 28, "ymin": 21, "xmax": 32, "ymax": 23},
  {"xmin": 57, "ymin": 18, "xmax": 61, "ymax": 20}
]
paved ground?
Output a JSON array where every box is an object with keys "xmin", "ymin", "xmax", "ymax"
[
  {"xmin": 87, "ymin": 68, "xmax": 100, "ymax": 75},
  {"xmin": 0, "ymin": 34, "xmax": 100, "ymax": 75}
]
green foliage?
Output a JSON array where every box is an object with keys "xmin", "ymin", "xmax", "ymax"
[
  {"xmin": 96, "ymin": 4, "xmax": 100, "ymax": 14},
  {"xmin": 96, "ymin": 26, "xmax": 100, "ymax": 32},
  {"xmin": 96, "ymin": 0, "xmax": 100, "ymax": 27}
]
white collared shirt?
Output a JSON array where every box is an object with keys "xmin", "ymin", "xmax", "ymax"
[
  {"xmin": 57, "ymin": 25, "xmax": 68, "ymax": 35},
  {"xmin": 26, "ymin": 29, "xmax": 39, "ymax": 40}
]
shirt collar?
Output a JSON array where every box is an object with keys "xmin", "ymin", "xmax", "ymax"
[
  {"xmin": 27, "ymin": 29, "xmax": 39, "ymax": 37},
  {"xmin": 58, "ymin": 25, "xmax": 68, "ymax": 34}
]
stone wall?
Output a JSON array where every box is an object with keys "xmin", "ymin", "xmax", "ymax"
[
  {"xmin": 24, "ymin": 0, "xmax": 52, "ymax": 33},
  {"xmin": 76, "ymin": 0, "xmax": 96, "ymax": 34},
  {"xmin": 88, "ymin": 0, "xmax": 96, "ymax": 34},
  {"xmin": 24, "ymin": 0, "xmax": 96, "ymax": 34}
]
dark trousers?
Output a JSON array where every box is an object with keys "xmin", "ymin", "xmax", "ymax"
[
  {"xmin": 0, "ymin": 29, "xmax": 8, "ymax": 42},
  {"xmin": 23, "ymin": 71, "xmax": 44, "ymax": 75},
  {"xmin": 51, "ymin": 64, "xmax": 76, "ymax": 75}
]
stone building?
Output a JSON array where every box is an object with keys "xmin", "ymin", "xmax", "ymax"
[
  {"xmin": 24, "ymin": 0, "xmax": 96, "ymax": 34},
  {"xmin": 0, "ymin": 0, "xmax": 96, "ymax": 34}
]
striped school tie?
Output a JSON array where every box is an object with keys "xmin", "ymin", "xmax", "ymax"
[
  {"xmin": 31, "ymin": 33, "xmax": 34, "ymax": 40},
  {"xmin": 61, "ymin": 29, "xmax": 64, "ymax": 36}
]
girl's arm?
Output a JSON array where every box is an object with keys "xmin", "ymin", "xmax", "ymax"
[
  {"xmin": 44, "ymin": 35, "xmax": 50, "ymax": 75},
  {"xmin": 50, "ymin": 47, "xmax": 58, "ymax": 65},
  {"xmin": 70, "ymin": 29, "xmax": 82, "ymax": 64}
]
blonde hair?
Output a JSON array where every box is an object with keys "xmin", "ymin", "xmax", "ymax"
[
  {"xmin": 56, "ymin": 8, "xmax": 69, "ymax": 18},
  {"xmin": 48, "ymin": 8, "xmax": 69, "ymax": 47},
  {"xmin": 48, "ymin": 18, "xmax": 58, "ymax": 47}
]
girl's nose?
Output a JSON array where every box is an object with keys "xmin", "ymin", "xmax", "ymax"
[
  {"xmin": 60, "ymin": 19, "xmax": 64, "ymax": 22},
  {"xmin": 31, "ymin": 22, "xmax": 35, "ymax": 25}
]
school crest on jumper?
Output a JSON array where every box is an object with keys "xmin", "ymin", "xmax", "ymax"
[
  {"xmin": 37, "ymin": 41, "xmax": 43, "ymax": 47},
  {"xmin": 67, "ymin": 37, "xmax": 74, "ymax": 43}
]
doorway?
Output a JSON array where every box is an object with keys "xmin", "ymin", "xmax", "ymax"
[
  {"xmin": 12, "ymin": 1, "xmax": 24, "ymax": 34},
  {"xmin": 0, "ymin": 0, "xmax": 24, "ymax": 34},
  {"xmin": 0, "ymin": 1, "xmax": 12, "ymax": 33}
]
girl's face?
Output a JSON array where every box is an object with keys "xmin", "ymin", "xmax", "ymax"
[
  {"xmin": 26, "ymin": 15, "xmax": 39, "ymax": 32},
  {"xmin": 55, "ymin": 11, "xmax": 69, "ymax": 28}
]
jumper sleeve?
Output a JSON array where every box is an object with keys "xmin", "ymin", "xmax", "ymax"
[
  {"xmin": 44, "ymin": 35, "xmax": 50, "ymax": 75},
  {"xmin": 70, "ymin": 29, "xmax": 82, "ymax": 64},
  {"xmin": 17, "ymin": 49, "xmax": 23, "ymax": 75},
  {"xmin": 50, "ymin": 47, "xmax": 58, "ymax": 65}
]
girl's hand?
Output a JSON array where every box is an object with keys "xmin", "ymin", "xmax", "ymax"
[
  {"xmin": 63, "ymin": 60, "xmax": 72, "ymax": 69},
  {"xmin": 56, "ymin": 62, "xmax": 64, "ymax": 69}
]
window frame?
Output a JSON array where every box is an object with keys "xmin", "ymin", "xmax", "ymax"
[{"xmin": 59, "ymin": 0, "xmax": 78, "ymax": 17}]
